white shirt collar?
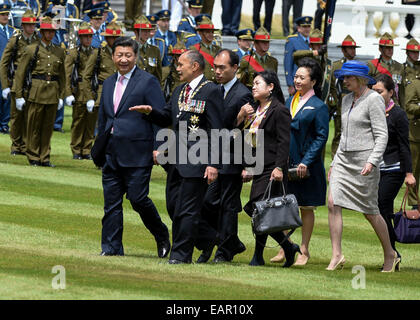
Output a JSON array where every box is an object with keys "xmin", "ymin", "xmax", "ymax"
[
  {"xmin": 118, "ymin": 65, "xmax": 136, "ymax": 81},
  {"xmin": 188, "ymin": 74, "xmax": 204, "ymax": 91},
  {"xmin": 222, "ymin": 77, "xmax": 237, "ymax": 97}
]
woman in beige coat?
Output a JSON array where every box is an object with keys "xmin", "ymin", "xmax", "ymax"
[{"xmin": 327, "ymin": 61, "xmax": 399, "ymax": 272}]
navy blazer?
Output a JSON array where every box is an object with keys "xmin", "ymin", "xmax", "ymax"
[
  {"xmin": 0, "ymin": 25, "xmax": 14, "ymax": 58},
  {"xmin": 97, "ymin": 67, "xmax": 164, "ymax": 168},
  {"xmin": 285, "ymin": 94, "xmax": 329, "ymax": 206}
]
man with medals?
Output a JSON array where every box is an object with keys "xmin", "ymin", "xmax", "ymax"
[{"xmin": 129, "ymin": 50, "xmax": 224, "ymax": 264}]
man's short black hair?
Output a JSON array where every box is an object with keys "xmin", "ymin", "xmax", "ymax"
[
  {"xmin": 215, "ymin": 49, "xmax": 239, "ymax": 67},
  {"xmin": 112, "ymin": 36, "xmax": 139, "ymax": 55}
]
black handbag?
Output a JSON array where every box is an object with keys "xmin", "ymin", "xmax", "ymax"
[
  {"xmin": 90, "ymin": 127, "xmax": 111, "ymax": 167},
  {"xmin": 252, "ymin": 180, "xmax": 302, "ymax": 237}
]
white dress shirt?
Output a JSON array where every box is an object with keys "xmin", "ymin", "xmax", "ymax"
[{"xmin": 221, "ymin": 77, "xmax": 237, "ymax": 99}]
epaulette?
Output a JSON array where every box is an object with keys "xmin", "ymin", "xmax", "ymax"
[
  {"xmin": 155, "ymin": 38, "xmax": 164, "ymax": 42},
  {"xmin": 181, "ymin": 18, "xmax": 187, "ymax": 22},
  {"xmin": 185, "ymin": 33, "xmax": 196, "ymax": 38},
  {"xmin": 131, "ymin": 35, "xmax": 136, "ymax": 41},
  {"xmin": 232, "ymin": 48, "xmax": 238, "ymax": 52},
  {"xmin": 287, "ymin": 34, "xmax": 298, "ymax": 38}
]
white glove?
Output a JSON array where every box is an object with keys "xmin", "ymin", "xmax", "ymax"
[
  {"xmin": 2, "ymin": 88, "xmax": 10, "ymax": 99},
  {"xmin": 86, "ymin": 99, "xmax": 95, "ymax": 113},
  {"xmin": 16, "ymin": 98, "xmax": 25, "ymax": 111},
  {"xmin": 57, "ymin": 99, "xmax": 64, "ymax": 110},
  {"xmin": 65, "ymin": 95, "xmax": 75, "ymax": 106}
]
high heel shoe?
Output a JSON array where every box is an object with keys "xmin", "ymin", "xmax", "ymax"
[
  {"xmin": 326, "ymin": 255, "xmax": 346, "ymax": 271},
  {"xmin": 282, "ymin": 244, "xmax": 301, "ymax": 268},
  {"xmin": 382, "ymin": 252, "xmax": 400, "ymax": 273}
]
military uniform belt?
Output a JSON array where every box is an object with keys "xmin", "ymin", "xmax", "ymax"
[{"xmin": 32, "ymin": 75, "xmax": 59, "ymax": 81}]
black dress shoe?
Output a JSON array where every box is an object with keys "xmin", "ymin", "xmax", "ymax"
[
  {"xmin": 73, "ymin": 154, "xmax": 82, "ymax": 160},
  {"xmin": 54, "ymin": 128, "xmax": 64, "ymax": 133},
  {"xmin": 1, "ymin": 127, "xmax": 9, "ymax": 134},
  {"xmin": 29, "ymin": 160, "xmax": 41, "ymax": 166},
  {"xmin": 168, "ymin": 259, "xmax": 189, "ymax": 265},
  {"xmin": 233, "ymin": 241, "xmax": 246, "ymax": 255},
  {"xmin": 82, "ymin": 154, "xmax": 92, "ymax": 160},
  {"xmin": 157, "ymin": 240, "xmax": 171, "ymax": 258},
  {"xmin": 197, "ymin": 244, "xmax": 215, "ymax": 263},
  {"xmin": 213, "ymin": 256, "xmax": 229, "ymax": 263},
  {"xmin": 11, "ymin": 150, "xmax": 25, "ymax": 156},
  {"xmin": 41, "ymin": 161, "xmax": 56, "ymax": 168}
]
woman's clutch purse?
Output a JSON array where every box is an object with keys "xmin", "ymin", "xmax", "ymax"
[{"xmin": 288, "ymin": 166, "xmax": 310, "ymax": 181}]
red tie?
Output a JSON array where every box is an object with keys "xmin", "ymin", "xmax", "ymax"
[{"xmin": 184, "ymin": 84, "xmax": 191, "ymax": 103}]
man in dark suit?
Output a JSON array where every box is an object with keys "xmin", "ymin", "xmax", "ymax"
[
  {"xmin": 97, "ymin": 37, "xmax": 170, "ymax": 258},
  {"xmin": 130, "ymin": 50, "xmax": 224, "ymax": 264},
  {"xmin": 201, "ymin": 49, "xmax": 253, "ymax": 263}
]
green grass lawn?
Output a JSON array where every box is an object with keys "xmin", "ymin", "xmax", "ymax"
[{"xmin": 0, "ymin": 107, "xmax": 419, "ymax": 300}]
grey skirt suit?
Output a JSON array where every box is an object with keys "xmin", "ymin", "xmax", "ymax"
[{"xmin": 330, "ymin": 89, "xmax": 388, "ymax": 214}]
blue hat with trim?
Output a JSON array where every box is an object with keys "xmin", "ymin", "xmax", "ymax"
[
  {"xmin": 295, "ymin": 16, "xmax": 313, "ymax": 26},
  {"xmin": 334, "ymin": 60, "xmax": 376, "ymax": 85},
  {"xmin": 0, "ymin": 2, "xmax": 11, "ymax": 14},
  {"xmin": 156, "ymin": 9, "xmax": 171, "ymax": 20},
  {"xmin": 235, "ymin": 28, "xmax": 254, "ymax": 40},
  {"xmin": 146, "ymin": 14, "xmax": 159, "ymax": 25}
]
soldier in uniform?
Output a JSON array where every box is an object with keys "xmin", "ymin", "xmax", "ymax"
[
  {"xmin": 237, "ymin": 27, "xmax": 278, "ymax": 90},
  {"xmin": 83, "ymin": 21, "xmax": 122, "ymax": 113},
  {"xmin": 0, "ymin": 9, "xmax": 39, "ymax": 155},
  {"xmin": 292, "ymin": 29, "xmax": 326, "ymax": 65},
  {"xmin": 13, "ymin": 16, "xmax": 66, "ymax": 167},
  {"xmin": 124, "ymin": 0, "xmax": 144, "ymax": 30},
  {"xmin": 134, "ymin": 15, "xmax": 162, "ymax": 83},
  {"xmin": 177, "ymin": 0, "xmax": 202, "ymax": 46},
  {"xmin": 64, "ymin": 22, "xmax": 96, "ymax": 160},
  {"xmin": 401, "ymin": 39, "xmax": 420, "ymax": 209},
  {"xmin": 233, "ymin": 28, "xmax": 254, "ymax": 61},
  {"xmin": 0, "ymin": 3, "xmax": 15, "ymax": 135},
  {"xmin": 163, "ymin": 40, "xmax": 187, "ymax": 100},
  {"xmin": 401, "ymin": 38, "xmax": 420, "ymax": 110},
  {"xmin": 155, "ymin": 9, "xmax": 177, "ymax": 82},
  {"xmin": 88, "ymin": 7, "xmax": 105, "ymax": 49},
  {"xmin": 368, "ymin": 32, "xmax": 404, "ymax": 106},
  {"xmin": 188, "ymin": 15, "xmax": 220, "ymax": 82},
  {"xmin": 328, "ymin": 35, "xmax": 359, "ymax": 158},
  {"xmin": 284, "ymin": 16, "xmax": 311, "ymax": 97}
]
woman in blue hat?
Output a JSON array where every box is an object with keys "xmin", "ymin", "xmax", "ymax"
[{"xmin": 327, "ymin": 60, "xmax": 400, "ymax": 272}]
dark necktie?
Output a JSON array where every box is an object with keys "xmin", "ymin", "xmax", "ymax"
[
  {"xmin": 184, "ymin": 84, "xmax": 191, "ymax": 103},
  {"xmin": 221, "ymin": 85, "xmax": 225, "ymax": 99}
]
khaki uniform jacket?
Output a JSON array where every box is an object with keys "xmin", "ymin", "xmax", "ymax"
[
  {"xmin": 13, "ymin": 42, "xmax": 66, "ymax": 104},
  {"xmin": 137, "ymin": 42, "xmax": 162, "ymax": 82},
  {"xmin": 401, "ymin": 60, "xmax": 420, "ymax": 109},
  {"xmin": 368, "ymin": 58, "xmax": 404, "ymax": 105},
  {"xmin": 404, "ymin": 78, "xmax": 420, "ymax": 142},
  {"xmin": 188, "ymin": 42, "xmax": 220, "ymax": 82},
  {"xmin": 83, "ymin": 44, "xmax": 117, "ymax": 105},
  {"xmin": 0, "ymin": 32, "xmax": 40, "ymax": 89},
  {"xmin": 65, "ymin": 46, "xmax": 94, "ymax": 103},
  {"xmin": 237, "ymin": 52, "xmax": 278, "ymax": 89}
]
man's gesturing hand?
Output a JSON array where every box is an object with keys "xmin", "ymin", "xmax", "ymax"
[
  {"xmin": 204, "ymin": 166, "xmax": 218, "ymax": 184},
  {"xmin": 129, "ymin": 105, "xmax": 153, "ymax": 114}
]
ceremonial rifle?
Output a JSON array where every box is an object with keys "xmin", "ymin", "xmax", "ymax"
[
  {"xmin": 7, "ymin": 35, "xmax": 20, "ymax": 83},
  {"xmin": 23, "ymin": 44, "xmax": 40, "ymax": 100},
  {"xmin": 91, "ymin": 48, "xmax": 101, "ymax": 101},
  {"xmin": 70, "ymin": 45, "xmax": 82, "ymax": 96}
]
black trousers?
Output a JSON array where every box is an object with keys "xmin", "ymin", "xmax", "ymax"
[
  {"xmin": 165, "ymin": 165, "xmax": 218, "ymax": 262},
  {"xmin": 222, "ymin": 0, "xmax": 243, "ymax": 34},
  {"xmin": 101, "ymin": 148, "xmax": 169, "ymax": 255},
  {"xmin": 253, "ymin": 0, "xmax": 276, "ymax": 33},
  {"xmin": 314, "ymin": 3, "xmax": 325, "ymax": 30},
  {"xmin": 201, "ymin": 173, "xmax": 244, "ymax": 261},
  {"xmin": 282, "ymin": 0, "xmax": 304, "ymax": 36},
  {"xmin": 378, "ymin": 171, "xmax": 405, "ymax": 251}
]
